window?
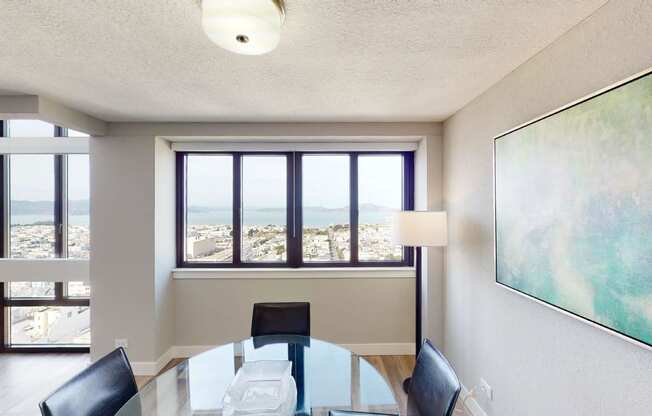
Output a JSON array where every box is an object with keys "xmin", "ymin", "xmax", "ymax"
[
  {"xmin": 186, "ymin": 155, "xmax": 233, "ymax": 262},
  {"xmin": 1, "ymin": 281, "xmax": 91, "ymax": 348},
  {"xmin": 9, "ymin": 282, "xmax": 55, "ymax": 298},
  {"xmin": 0, "ymin": 120, "xmax": 91, "ymax": 351},
  {"xmin": 242, "ymin": 156, "xmax": 287, "ymax": 263},
  {"xmin": 358, "ymin": 155, "xmax": 404, "ymax": 261},
  {"xmin": 9, "ymin": 306, "xmax": 90, "ymax": 345},
  {"xmin": 8, "ymin": 119, "xmax": 56, "ymax": 137},
  {"xmin": 10, "ymin": 154, "xmax": 56, "ymax": 258},
  {"xmin": 302, "ymin": 155, "xmax": 350, "ymax": 262},
  {"xmin": 67, "ymin": 154, "xmax": 90, "ymax": 259},
  {"xmin": 177, "ymin": 152, "xmax": 413, "ymax": 268},
  {"xmin": 67, "ymin": 281, "xmax": 91, "ymax": 298}
]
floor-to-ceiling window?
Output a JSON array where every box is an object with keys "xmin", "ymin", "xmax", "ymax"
[{"xmin": 0, "ymin": 120, "xmax": 90, "ymax": 351}]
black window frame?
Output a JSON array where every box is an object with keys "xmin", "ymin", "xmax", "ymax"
[
  {"xmin": 0, "ymin": 120, "xmax": 90, "ymax": 353},
  {"xmin": 176, "ymin": 151, "xmax": 414, "ymax": 268}
]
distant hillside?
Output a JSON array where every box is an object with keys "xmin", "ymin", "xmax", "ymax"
[
  {"xmin": 12, "ymin": 200, "xmax": 393, "ymax": 215},
  {"xmin": 11, "ymin": 200, "xmax": 89, "ymax": 215},
  {"xmin": 188, "ymin": 203, "xmax": 395, "ymax": 212}
]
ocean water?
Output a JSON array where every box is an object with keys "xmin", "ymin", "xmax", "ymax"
[
  {"xmin": 12, "ymin": 215, "xmax": 89, "ymax": 226},
  {"xmin": 12, "ymin": 209, "xmax": 395, "ymax": 227}
]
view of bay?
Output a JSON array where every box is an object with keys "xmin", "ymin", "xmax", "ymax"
[{"xmin": 11, "ymin": 205, "xmax": 395, "ymax": 227}]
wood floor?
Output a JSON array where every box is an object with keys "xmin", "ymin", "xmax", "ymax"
[{"xmin": 0, "ymin": 353, "xmax": 466, "ymax": 416}]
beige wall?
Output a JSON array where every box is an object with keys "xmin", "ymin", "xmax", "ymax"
[
  {"xmin": 415, "ymin": 135, "xmax": 445, "ymax": 348},
  {"xmin": 442, "ymin": 0, "xmax": 652, "ymax": 414},
  {"xmin": 90, "ymin": 135, "xmax": 157, "ymax": 362},
  {"xmin": 154, "ymin": 138, "xmax": 177, "ymax": 358},
  {"xmin": 175, "ymin": 277, "xmax": 414, "ymax": 346}
]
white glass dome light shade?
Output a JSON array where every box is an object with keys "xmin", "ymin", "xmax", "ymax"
[{"xmin": 202, "ymin": 0, "xmax": 285, "ymax": 55}]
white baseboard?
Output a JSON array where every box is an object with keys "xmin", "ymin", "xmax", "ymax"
[
  {"xmin": 459, "ymin": 384, "xmax": 487, "ymax": 416},
  {"xmin": 131, "ymin": 342, "xmax": 415, "ymax": 376},
  {"xmin": 131, "ymin": 346, "xmax": 180, "ymax": 376}
]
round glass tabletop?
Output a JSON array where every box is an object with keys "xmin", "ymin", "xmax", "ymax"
[{"xmin": 116, "ymin": 336, "xmax": 399, "ymax": 416}]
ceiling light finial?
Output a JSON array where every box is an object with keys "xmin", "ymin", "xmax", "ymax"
[{"xmin": 202, "ymin": 0, "xmax": 286, "ymax": 55}]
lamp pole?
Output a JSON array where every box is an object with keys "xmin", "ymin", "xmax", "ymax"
[
  {"xmin": 415, "ymin": 246, "xmax": 422, "ymax": 356},
  {"xmin": 403, "ymin": 245, "xmax": 422, "ymax": 393}
]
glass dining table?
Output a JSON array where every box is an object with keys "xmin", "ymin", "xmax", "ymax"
[{"xmin": 116, "ymin": 336, "xmax": 400, "ymax": 416}]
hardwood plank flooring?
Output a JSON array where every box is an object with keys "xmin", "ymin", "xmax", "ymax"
[
  {"xmin": 1, "ymin": 353, "xmax": 466, "ymax": 416},
  {"xmin": 0, "ymin": 353, "xmax": 90, "ymax": 416}
]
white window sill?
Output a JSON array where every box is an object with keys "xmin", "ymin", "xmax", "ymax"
[{"xmin": 172, "ymin": 267, "xmax": 415, "ymax": 280}]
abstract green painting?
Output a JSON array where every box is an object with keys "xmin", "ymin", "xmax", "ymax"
[{"xmin": 495, "ymin": 71, "xmax": 652, "ymax": 348}]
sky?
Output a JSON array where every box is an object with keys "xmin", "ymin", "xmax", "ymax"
[
  {"xmin": 187, "ymin": 154, "xmax": 403, "ymax": 208},
  {"xmin": 7, "ymin": 120, "xmax": 89, "ymax": 202}
]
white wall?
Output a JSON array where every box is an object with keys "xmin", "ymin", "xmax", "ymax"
[{"xmin": 442, "ymin": 1, "xmax": 652, "ymax": 414}]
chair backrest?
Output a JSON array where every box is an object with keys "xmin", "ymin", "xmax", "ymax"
[
  {"xmin": 251, "ymin": 302, "xmax": 310, "ymax": 337},
  {"xmin": 39, "ymin": 347, "xmax": 138, "ymax": 416},
  {"xmin": 408, "ymin": 339, "xmax": 461, "ymax": 416}
]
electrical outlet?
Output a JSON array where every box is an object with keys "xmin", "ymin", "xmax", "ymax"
[
  {"xmin": 479, "ymin": 378, "xmax": 493, "ymax": 401},
  {"xmin": 115, "ymin": 338, "xmax": 128, "ymax": 349}
]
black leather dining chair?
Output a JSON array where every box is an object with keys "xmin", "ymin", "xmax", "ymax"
[
  {"xmin": 329, "ymin": 339, "xmax": 460, "ymax": 416},
  {"xmin": 39, "ymin": 347, "xmax": 138, "ymax": 416},
  {"xmin": 251, "ymin": 302, "xmax": 310, "ymax": 337}
]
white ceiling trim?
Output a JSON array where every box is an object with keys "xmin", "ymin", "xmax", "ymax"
[
  {"xmin": 0, "ymin": 95, "xmax": 107, "ymax": 135},
  {"xmin": 171, "ymin": 141, "xmax": 418, "ymax": 152},
  {"xmin": 0, "ymin": 138, "xmax": 89, "ymax": 154}
]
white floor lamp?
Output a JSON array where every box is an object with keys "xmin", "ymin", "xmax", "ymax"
[{"xmin": 392, "ymin": 211, "xmax": 448, "ymax": 392}]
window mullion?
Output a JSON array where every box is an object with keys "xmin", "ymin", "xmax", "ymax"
[
  {"xmin": 0, "ymin": 282, "xmax": 5, "ymax": 351},
  {"xmin": 0, "ymin": 154, "xmax": 5, "ymax": 259},
  {"xmin": 289, "ymin": 152, "xmax": 300, "ymax": 267},
  {"xmin": 54, "ymin": 282, "xmax": 64, "ymax": 301},
  {"xmin": 176, "ymin": 153, "xmax": 186, "ymax": 267},
  {"xmin": 233, "ymin": 153, "xmax": 242, "ymax": 265},
  {"xmin": 1, "ymin": 121, "xmax": 7, "ymax": 258},
  {"xmin": 403, "ymin": 152, "xmax": 415, "ymax": 266},
  {"xmin": 54, "ymin": 126, "xmax": 65, "ymax": 258},
  {"xmin": 350, "ymin": 153, "xmax": 359, "ymax": 265},
  {"xmin": 54, "ymin": 155, "xmax": 64, "ymax": 257}
]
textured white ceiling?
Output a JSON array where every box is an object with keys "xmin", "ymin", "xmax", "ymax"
[{"xmin": 0, "ymin": 0, "xmax": 606, "ymax": 122}]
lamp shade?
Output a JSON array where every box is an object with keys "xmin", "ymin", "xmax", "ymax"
[
  {"xmin": 202, "ymin": 0, "xmax": 285, "ymax": 55},
  {"xmin": 391, "ymin": 211, "xmax": 447, "ymax": 247}
]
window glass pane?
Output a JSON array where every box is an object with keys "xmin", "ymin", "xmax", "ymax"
[
  {"xmin": 302, "ymin": 155, "xmax": 350, "ymax": 262},
  {"xmin": 67, "ymin": 129, "xmax": 89, "ymax": 137},
  {"xmin": 186, "ymin": 155, "xmax": 233, "ymax": 262},
  {"xmin": 10, "ymin": 155, "xmax": 56, "ymax": 258},
  {"xmin": 358, "ymin": 155, "xmax": 403, "ymax": 261},
  {"xmin": 9, "ymin": 282, "xmax": 55, "ymax": 298},
  {"xmin": 242, "ymin": 156, "xmax": 287, "ymax": 262},
  {"xmin": 68, "ymin": 154, "xmax": 90, "ymax": 259},
  {"xmin": 9, "ymin": 306, "xmax": 90, "ymax": 345},
  {"xmin": 8, "ymin": 119, "xmax": 55, "ymax": 137},
  {"xmin": 67, "ymin": 281, "xmax": 91, "ymax": 298}
]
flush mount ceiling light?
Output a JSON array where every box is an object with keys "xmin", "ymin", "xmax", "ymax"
[{"xmin": 202, "ymin": 0, "xmax": 286, "ymax": 55}]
